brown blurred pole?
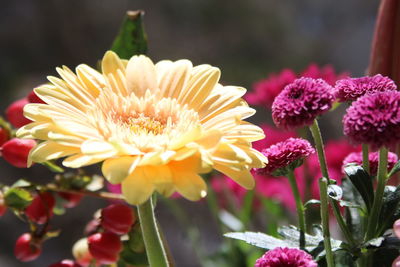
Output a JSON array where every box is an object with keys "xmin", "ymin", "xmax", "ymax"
[{"xmin": 368, "ymin": 0, "xmax": 400, "ymax": 84}]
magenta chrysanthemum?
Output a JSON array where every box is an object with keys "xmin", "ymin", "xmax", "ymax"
[
  {"xmin": 272, "ymin": 77, "xmax": 335, "ymax": 129},
  {"xmin": 343, "ymin": 91, "xmax": 400, "ymax": 149},
  {"xmin": 334, "ymin": 74, "xmax": 397, "ymax": 102},
  {"xmin": 258, "ymin": 138, "xmax": 315, "ymax": 176},
  {"xmin": 254, "ymin": 247, "xmax": 317, "ymax": 267},
  {"xmin": 342, "ymin": 151, "xmax": 398, "ymax": 176}
]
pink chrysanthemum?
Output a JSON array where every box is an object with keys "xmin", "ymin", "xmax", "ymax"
[
  {"xmin": 343, "ymin": 91, "xmax": 400, "ymax": 149},
  {"xmin": 342, "ymin": 151, "xmax": 398, "ymax": 176},
  {"xmin": 272, "ymin": 78, "xmax": 335, "ymax": 129},
  {"xmin": 255, "ymin": 247, "xmax": 317, "ymax": 267},
  {"xmin": 246, "ymin": 64, "xmax": 347, "ymax": 109},
  {"xmin": 334, "ymin": 74, "xmax": 397, "ymax": 102},
  {"xmin": 258, "ymin": 138, "xmax": 315, "ymax": 176}
]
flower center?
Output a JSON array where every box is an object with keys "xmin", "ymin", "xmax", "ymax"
[{"xmin": 112, "ymin": 112, "xmax": 170, "ymax": 136}]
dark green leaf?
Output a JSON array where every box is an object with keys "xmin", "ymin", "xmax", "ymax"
[
  {"xmin": 4, "ymin": 188, "xmax": 32, "ymax": 209},
  {"xmin": 344, "ymin": 164, "xmax": 374, "ymax": 211},
  {"xmin": 120, "ymin": 241, "xmax": 148, "ymax": 265},
  {"xmin": 388, "ymin": 160, "xmax": 400, "ymax": 178},
  {"xmin": 333, "ymin": 250, "xmax": 356, "ymax": 267},
  {"xmin": 111, "ymin": 10, "xmax": 147, "ymax": 59},
  {"xmin": 377, "ymin": 185, "xmax": 400, "ymax": 235}
]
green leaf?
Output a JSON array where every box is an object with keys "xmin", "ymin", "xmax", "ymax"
[
  {"xmin": 111, "ymin": 10, "xmax": 148, "ymax": 59},
  {"xmin": 388, "ymin": 160, "xmax": 400, "ymax": 178},
  {"xmin": 343, "ymin": 164, "xmax": 374, "ymax": 211},
  {"xmin": 41, "ymin": 161, "xmax": 64, "ymax": 173},
  {"xmin": 333, "ymin": 250, "xmax": 356, "ymax": 267},
  {"xmin": 377, "ymin": 185, "xmax": 400, "ymax": 235},
  {"xmin": 119, "ymin": 241, "xmax": 148, "ymax": 266},
  {"xmin": 4, "ymin": 188, "xmax": 32, "ymax": 209}
]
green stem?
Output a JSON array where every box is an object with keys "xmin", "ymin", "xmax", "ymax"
[
  {"xmin": 138, "ymin": 197, "xmax": 170, "ymax": 267},
  {"xmin": 319, "ymin": 178, "xmax": 335, "ymax": 267},
  {"xmin": 365, "ymin": 147, "xmax": 388, "ymax": 241},
  {"xmin": 362, "ymin": 144, "xmax": 370, "ymax": 175},
  {"xmin": 331, "ymin": 200, "xmax": 357, "ymax": 247},
  {"xmin": 309, "ymin": 120, "xmax": 330, "ymax": 181},
  {"xmin": 287, "ymin": 171, "xmax": 306, "ymax": 249}
]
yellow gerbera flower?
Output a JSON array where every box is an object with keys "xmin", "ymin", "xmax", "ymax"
[{"xmin": 17, "ymin": 51, "xmax": 267, "ymax": 205}]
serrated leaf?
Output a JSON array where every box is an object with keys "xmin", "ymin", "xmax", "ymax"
[
  {"xmin": 111, "ymin": 10, "xmax": 147, "ymax": 59},
  {"xmin": 344, "ymin": 164, "xmax": 374, "ymax": 211},
  {"xmin": 4, "ymin": 188, "xmax": 32, "ymax": 209}
]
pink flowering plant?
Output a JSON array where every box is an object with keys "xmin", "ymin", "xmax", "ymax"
[{"xmin": 1, "ymin": 3, "xmax": 400, "ymax": 267}]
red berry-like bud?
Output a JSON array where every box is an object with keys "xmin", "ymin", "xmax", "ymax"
[
  {"xmin": 14, "ymin": 233, "xmax": 41, "ymax": 262},
  {"xmin": 88, "ymin": 232, "xmax": 122, "ymax": 264},
  {"xmin": 101, "ymin": 204, "xmax": 135, "ymax": 235},
  {"xmin": 25, "ymin": 192, "xmax": 55, "ymax": 224},
  {"xmin": 49, "ymin": 259, "xmax": 82, "ymax": 267},
  {"xmin": 1, "ymin": 138, "xmax": 36, "ymax": 168},
  {"xmin": 58, "ymin": 192, "xmax": 83, "ymax": 208},
  {"xmin": 0, "ymin": 127, "xmax": 9, "ymax": 146},
  {"xmin": 0, "ymin": 191, "xmax": 6, "ymax": 216},
  {"xmin": 6, "ymin": 98, "xmax": 31, "ymax": 128},
  {"xmin": 27, "ymin": 90, "xmax": 45, "ymax": 104}
]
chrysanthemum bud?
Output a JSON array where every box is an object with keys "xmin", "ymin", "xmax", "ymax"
[
  {"xmin": 25, "ymin": 192, "xmax": 55, "ymax": 224},
  {"xmin": 0, "ymin": 127, "xmax": 9, "ymax": 146},
  {"xmin": 1, "ymin": 138, "xmax": 36, "ymax": 168},
  {"xmin": 6, "ymin": 98, "xmax": 31, "ymax": 128},
  {"xmin": 72, "ymin": 238, "xmax": 93, "ymax": 267},
  {"xmin": 57, "ymin": 192, "xmax": 83, "ymax": 208},
  {"xmin": 255, "ymin": 247, "xmax": 317, "ymax": 267},
  {"xmin": 101, "ymin": 204, "xmax": 135, "ymax": 235},
  {"xmin": 0, "ymin": 191, "xmax": 7, "ymax": 217},
  {"xmin": 88, "ymin": 232, "xmax": 122, "ymax": 264},
  {"xmin": 14, "ymin": 233, "xmax": 41, "ymax": 262},
  {"xmin": 27, "ymin": 90, "xmax": 45, "ymax": 104},
  {"xmin": 49, "ymin": 259, "xmax": 82, "ymax": 267}
]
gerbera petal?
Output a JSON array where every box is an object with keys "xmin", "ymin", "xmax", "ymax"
[
  {"xmin": 102, "ymin": 51, "xmax": 125, "ymax": 77},
  {"xmin": 62, "ymin": 154, "xmax": 105, "ymax": 168},
  {"xmin": 29, "ymin": 141, "xmax": 79, "ymax": 164},
  {"xmin": 171, "ymin": 169, "xmax": 207, "ymax": 201},
  {"xmin": 102, "ymin": 156, "xmax": 140, "ymax": 184},
  {"xmin": 122, "ymin": 167, "xmax": 155, "ymax": 205},
  {"xmin": 126, "ymin": 55, "xmax": 157, "ymax": 97},
  {"xmin": 214, "ymin": 164, "xmax": 255, "ymax": 189},
  {"xmin": 156, "ymin": 59, "xmax": 192, "ymax": 99}
]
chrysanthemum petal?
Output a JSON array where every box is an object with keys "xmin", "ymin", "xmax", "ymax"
[
  {"xmin": 122, "ymin": 167, "xmax": 155, "ymax": 205},
  {"xmin": 126, "ymin": 55, "xmax": 157, "ymax": 97},
  {"xmin": 102, "ymin": 156, "xmax": 141, "ymax": 184}
]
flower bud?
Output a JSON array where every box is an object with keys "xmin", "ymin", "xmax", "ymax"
[
  {"xmin": 58, "ymin": 192, "xmax": 83, "ymax": 208},
  {"xmin": 0, "ymin": 127, "xmax": 9, "ymax": 146},
  {"xmin": 72, "ymin": 238, "xmax": 93, "ymax": 267},
  {"xmin": 49, "ymin": 259, "xmax": 82, "ymax": 267},
  {"xmin": 14, "ymin": 233, "xmax": 41, "ymax": 262},
  {"xmin": 6, "ymin": 98, "xmax": 31, "ymax": 128},
  {"xmin": 25, "ymin": 192, "xmax": 55, "ymax": 224},
  {"xmin": 101, "ymin": 204, "xmax": 135, "ymax": 235},
  {"xmin": 0, "ymin": 191, "xmax": 7, "ymax": 217},
  {"xmin": 1, "ymin": 138, "xmax": 36, "ymax": 168},
  {"xmin": 27, "ymin": 90, "xmax": 45, "ymax": 104},
  {"xmin": 88, "ymin": 232, "xmax": 122, "ymax": 264}
]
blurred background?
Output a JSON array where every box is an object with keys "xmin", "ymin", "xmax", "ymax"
[{"xmin": 0, "ymin": 0, "xmax": 381, "ymax": 266}]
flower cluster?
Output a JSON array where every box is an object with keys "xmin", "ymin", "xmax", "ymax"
[
  {"xmin": 343, "ymin": 151, "xmax": 398, "ymax": 175},
  {"xmin": 343, "ymin": 91, "xmax": 400, "ymax": 149},
  {"xmin": 255, "ymin": 247, "xmax": 317, "ymax": 267},
  {"xmin": 272, "ymin": 78, "xmax": 335, "ymax": 129},
  {"xmin": 334, "ymin": 74, "xmax": 397, "ymax": 102}
]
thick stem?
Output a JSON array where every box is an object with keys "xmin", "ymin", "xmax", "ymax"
[
  {"xmin": 319, "ymin": 178, "xmax": 335, "ymax": 267},
  {"xmin": 309, "ymin": 120, "xmax": 330, "ymax": 181},
  {"xmin": 362, "ymin": 144, "xmax": 370, "ymax": 175},
  {"xmin": 138, "ymin": 197, "xmax": 170, "ymax": 267},
  {"xmin": 365, "ymin": 147, "xmax": 388, "ymax": 241},
  {"xmin": 287, "ymin": 171, "xmax": 306, "ymax": 249}
]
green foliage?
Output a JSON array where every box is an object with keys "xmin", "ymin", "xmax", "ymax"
[
  {"xmin": 377, "ymin": 185, "xmax": 400, "ymax": 235},
  {"xmin": 4, "ymin": 187, "xmax": 32, "ymax": 210},
  {"xmin": 343, "ymin": 164, "xmax": 374, "ymax": 211},
  {"xmin": 111, "ymin": 10, "xmax": 148, "ymax": 59}
]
